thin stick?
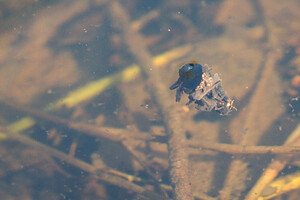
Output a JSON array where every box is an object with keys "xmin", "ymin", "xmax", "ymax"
[
  {"xmin": 7, "ymin": 98, "xmax": 299, "ymax": 157},
  {"xmin": 0, "ymin": 99, "xmax": 152, "ymax": 142},
  {"xmin": 245, "ymin": 123, "xmax": 300, "ymax": 200},
  {"xmin": 188, "ymin": 140, "xmax": 300, "ymax": 155},
  {"xmin": 0, "ymin": 99, "xmax": 169, "ymax": 196},
  {"xmin": 220, "ymin": 49, "xmax": 283, "ymax": 200},
  {"xmin": 109, "ymin": 1, "xmax": 194, "ymax": 199},
  {"xmin": 0, "ymin": 126, "xmax": 168, "ymax": 200}
]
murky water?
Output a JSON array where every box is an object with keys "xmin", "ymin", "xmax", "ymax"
[{"xmin": 0, "ymin": 0, "xmax": 300, "ymax": 199}]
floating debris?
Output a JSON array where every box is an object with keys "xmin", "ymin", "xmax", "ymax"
[{"xmin": 170, "ymin": 63, "xmax": 235, "ymax": 115}]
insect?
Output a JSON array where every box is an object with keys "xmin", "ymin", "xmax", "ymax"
[{"xmin": 169, "ymin": 63, "xmax": 235, "ymax": 115}]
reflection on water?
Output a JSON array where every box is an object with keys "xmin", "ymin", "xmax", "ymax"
[{"xmin": 0, "ymin": 0, "xmax": 300, "ymax": 199}]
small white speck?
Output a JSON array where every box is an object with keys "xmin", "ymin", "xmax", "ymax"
[
  {"xmin": 140, "ymin": 104, "xmax": 149, "ymax": 109},
  {"xmin": 168, "ymin": 28, "xmax": 171, "ymax": 32}
]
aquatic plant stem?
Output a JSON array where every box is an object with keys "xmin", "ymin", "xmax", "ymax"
[{"xmin": 109, "ymin": 1, "xmax": 194, "ymax": 199}]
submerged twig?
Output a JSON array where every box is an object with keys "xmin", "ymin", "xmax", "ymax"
[
  {"xmin": 0, "ymin": 126, "xmax": 167, "ymax": 200},
  {"xmin": 245, "ymin": 123, "xmax": 300, "ymax": 200},
  {"xmin": 0, "ymin": 99, "xmax": 169, "ymax": 196},
  {"xmin": 0, "ymin": 99, "xmax": 152, "ymax": 142},
  {"xmin": 125, "ymin": 145, "xmax": 169, "ymax": 197},
  {"xmin": 188, "ymin": 140, "xmax": 300, "ymax": 155},
  {"xmin": 220, "ymin": 49, "xmax": 283, "ymax": 200},
  {"xmin": 109, "ymin": 1, "xmax": 194, "ymax": 199}
]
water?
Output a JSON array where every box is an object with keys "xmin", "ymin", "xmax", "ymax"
[{"xmin": 0, "ymin": 0, "xmax": 300, "ymax": 199}]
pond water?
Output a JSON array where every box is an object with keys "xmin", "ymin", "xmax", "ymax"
[{"xmin": 0, "ymin": 0, "xmax": 300, "ymax": 199}]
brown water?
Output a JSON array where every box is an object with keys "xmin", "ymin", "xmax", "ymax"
[{"xmin": 0, "ymin": 0, "xmax": 300, "ymax": 199}]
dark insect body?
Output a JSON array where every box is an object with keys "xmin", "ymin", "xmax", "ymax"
[{"xmin": 170, "ymin": 63, "xmax": 235, "ymax": 115}]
